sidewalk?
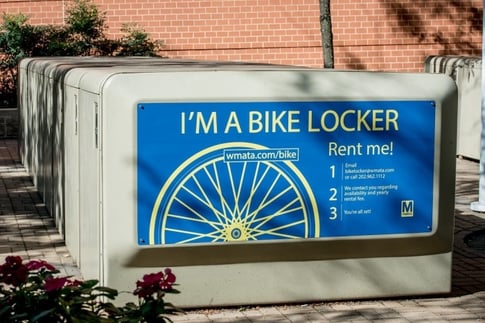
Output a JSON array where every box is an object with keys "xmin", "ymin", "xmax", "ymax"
[{"xmin": 1, "ymin": 138, "xmax": 484, "ymax": 322}]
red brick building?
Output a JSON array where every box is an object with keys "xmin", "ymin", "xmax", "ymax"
[{"xmin": 0, "ymin": 0, "xmax": 482, "ymax": 71}]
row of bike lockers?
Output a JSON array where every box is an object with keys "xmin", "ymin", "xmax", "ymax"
[{"xmin": 19, "ymin": 57, "xmax": 457, "ymax": 307}]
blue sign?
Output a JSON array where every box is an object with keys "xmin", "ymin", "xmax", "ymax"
[{"xmin": 137, "ymin": 101, "xmax": 435, "ymax": 245}]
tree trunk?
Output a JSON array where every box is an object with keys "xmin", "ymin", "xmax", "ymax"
[{"xmin": 319, "ymin": 0, "xmax": 334, "ymax": 68}]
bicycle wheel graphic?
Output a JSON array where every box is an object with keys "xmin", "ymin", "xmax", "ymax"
[{"xmin": 149, "ymin": 142, "xmax": 319, "ymax": 245}]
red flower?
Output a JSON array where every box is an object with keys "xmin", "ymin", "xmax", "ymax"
[
  {"xmin": 44, "ymin": 277, "xmax": 80, "ymax": 292},
  {"xmin": 133, "ymin": 268, "xmax": 176, "ymax": 298},
  {"xmin": 3, "ymin": 256, "xmax": 22, "ymax": 266},
  {"xmin": 26, "ymin": 260, "xmax": 56, "ymax": 271},
  {"xmin": 134, "ymin": 272, "xmax": 163, "ymax": 298},
  {"xmin": 160, "ymin": 268, "xmax": 176, "ymax": 290},
  {"xmin": 0, "ymin": 256, "xmax": 29, "ymax": 287},
  {"xmin": 44, "ymin": 277, "xmax": 68, "ymax": 292}
]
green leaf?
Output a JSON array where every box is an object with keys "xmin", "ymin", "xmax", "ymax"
[
  {"xmin": 94, "ymin": 286, "xmax": 118, "ymax": 295},
  {"xmin": 31, "ymin": 308, "xmax": 56, "ymax": 322}
]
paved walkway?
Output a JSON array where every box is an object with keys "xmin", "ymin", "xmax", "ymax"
[{"xmin": 1, "ymin": 139, "xmax": 485, "ymax": 322}]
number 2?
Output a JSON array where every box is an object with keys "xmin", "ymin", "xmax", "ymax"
[{"xmin": 329, "ymin": 188, "xmax": 337, "ymax": 201}]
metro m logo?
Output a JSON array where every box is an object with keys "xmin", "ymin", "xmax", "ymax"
[{"xmin": 401, "ymin": 200, "xmax": 414, "ymax": 217}]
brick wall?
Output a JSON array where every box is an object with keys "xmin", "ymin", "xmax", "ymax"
[
  {"xmin": 0, "ymin": 0, "xmax": 64, "ymax": 25},
  {"xmin": 0, "ymin": 0, "xmax": 482, "ymax": 71},
  {"xmin": 332, "ymin": 0, "xmax": 483, "ymax": 71}
]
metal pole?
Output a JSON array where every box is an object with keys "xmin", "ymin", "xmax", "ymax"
[{"xmin": 470, "ymin": 0, "xmax": 485, "ymax": 212}]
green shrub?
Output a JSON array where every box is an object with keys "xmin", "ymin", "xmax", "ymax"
[
  {"xmin": 0, "ymin": 0, "xmax": 163, "ymax": 106},
  {"xmin": 118, "ymin": 23, "xmax": 164, "ymax": 57}
]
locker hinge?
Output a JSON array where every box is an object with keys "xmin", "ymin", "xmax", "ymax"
[
  {"xmin": 94, "ymin": 102, "xmax": 99, "ymax": 148},
  {"xmin": 74, "ymin": 94, "xmax": 78, "ymax": 135}
]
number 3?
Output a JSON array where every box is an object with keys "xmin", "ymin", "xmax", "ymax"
[{"xmin": 329, "ymin": 207, "xmax": 338, "ymax": 220}]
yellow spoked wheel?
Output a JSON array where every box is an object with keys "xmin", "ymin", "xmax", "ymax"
[{"xmin": 149, "ymin": 142, "xmax": 319, "ymax": 245}]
